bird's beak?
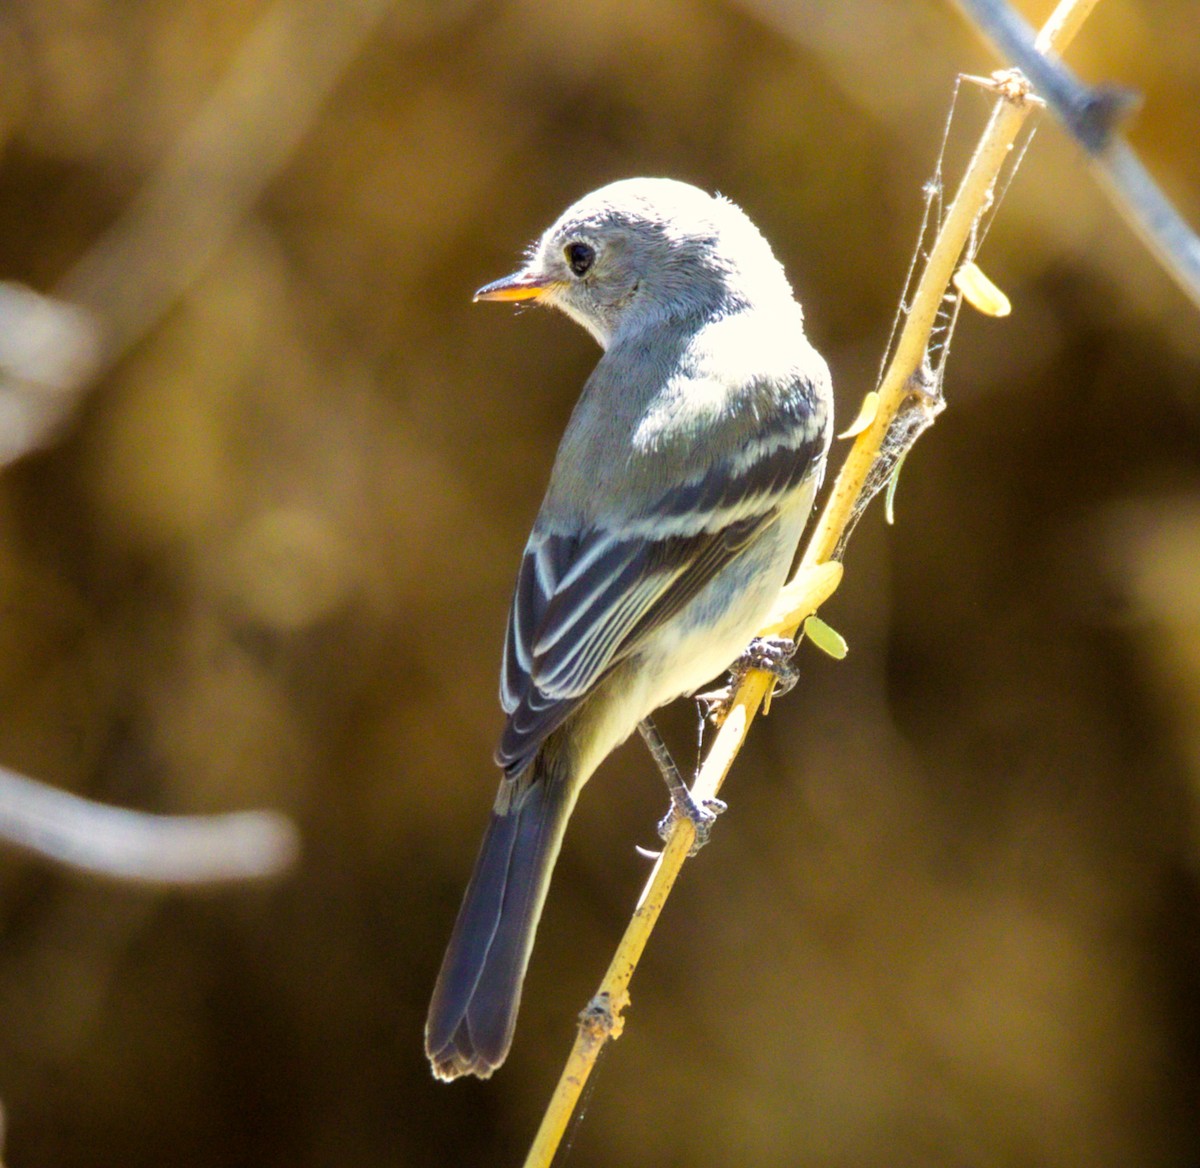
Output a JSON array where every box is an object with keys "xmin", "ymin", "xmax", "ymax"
[{"xmin": 473, "ymin": 270, "xmax": 559, "ymax": 303}]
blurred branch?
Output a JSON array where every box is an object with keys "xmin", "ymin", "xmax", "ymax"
[
  {"xmin": 57, "ymin": 0, "xmax": 397, "ymax": 370},
  {"xmin": 0, "ymin": 0, "xmax": 383, "ymax": 884},
  {"xmin": 0, "ymin": 0, "xmax": 399, "ymax": 464},
  {"xmin": 0, "ymin": 764, "xmax": 299, "ymax": 884},
  {"xmin": 521, "ymin": 1, "xmax": 1099, "ymax": 1163},
  {"xmin": 955, "ymin": 0, "xmax": 1200, "ymax": 312},
  {"xmin": 0, "ymin": 282, "xmax": 99, "ymax": 466}
]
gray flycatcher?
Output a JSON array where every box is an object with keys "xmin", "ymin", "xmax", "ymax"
[{"xmin": 425, "ymin": 177, "xmax": 833, "ymax": 1080}]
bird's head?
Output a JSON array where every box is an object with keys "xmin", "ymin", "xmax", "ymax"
[{"xmin": 474, "ymin": 177, "xmax": 794, "ymax": 349}]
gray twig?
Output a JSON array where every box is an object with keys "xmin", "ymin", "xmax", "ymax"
[
  {"xmin": 0, "ymin": 765, "xmax": 299, "ymax": 884},
  {"xmin": 955, "ymin": 0, "xmax": 1200, "ymax": 311}
]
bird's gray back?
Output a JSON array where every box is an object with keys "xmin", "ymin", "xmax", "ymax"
[{"xmin": 538, "ymin": 301, "xmax": 831, "ymax": 530}]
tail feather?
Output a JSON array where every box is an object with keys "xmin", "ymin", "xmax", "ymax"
[{"xmin": 426, "ymin": 752, "xmax": 576, "ymax": 1080}]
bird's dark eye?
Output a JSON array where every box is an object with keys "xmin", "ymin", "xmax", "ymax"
[{"xmin": 565, "ymin": 242, "xmax": 595, "ymax": 277}]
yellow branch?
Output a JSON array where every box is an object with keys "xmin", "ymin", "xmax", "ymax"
[{"xmin": 522, "ymin": 4, "xmax": 1098, "ymax": 1164}]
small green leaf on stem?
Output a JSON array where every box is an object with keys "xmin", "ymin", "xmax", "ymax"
[{"xmin": 803, "ymin": 615, "xmax": 848, "ymax": 659}]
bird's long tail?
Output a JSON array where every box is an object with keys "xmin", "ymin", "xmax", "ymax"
[{"xmin": 425, "ymin": 749, "xmax": 578, "ymax": 1080}]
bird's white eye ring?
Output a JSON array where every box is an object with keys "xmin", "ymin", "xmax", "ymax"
[{"xmin": 565, "ymin": 242, "xmax": 595, "ymax": 277}]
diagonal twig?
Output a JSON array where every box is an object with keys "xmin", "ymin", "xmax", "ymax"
[{"xmin": 954, "ymin": 0, "xmax": 1200, "ymax": 310}]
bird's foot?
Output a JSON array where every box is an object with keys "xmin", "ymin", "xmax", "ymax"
[
  {"xmin": 657, "ymin": 788, "xmax": 727, "ymax": 856},
  {"xmin": 737, "ymin": 635, "xmax": 800, "ymax": 694},
  {"xmin": 637, "ymin": 718, "xmax": 726, "ymax": 855},
  {"xmin": 699, "ymin": 636, "xmax": 799, "ymax": 725}
]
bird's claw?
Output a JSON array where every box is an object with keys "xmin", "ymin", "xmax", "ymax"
[
  {"xmin": 657, "ymin": 791, "xmax": 727, "ymax": 855},
  {"xmin": 736, "ymin": 635, "xmax": 799, "ymax": 697},
  {"xmin": 699, "ymin": 636, "xmax": 800, "ymax": 725}
]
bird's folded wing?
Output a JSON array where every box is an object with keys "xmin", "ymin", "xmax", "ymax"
[{"xmin": 495, "ymin": 421, "xmax": 822, "ymax": 776}]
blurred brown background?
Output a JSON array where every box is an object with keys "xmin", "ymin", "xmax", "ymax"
[{"xmin": 1, "ymin": 0, "xmax": 1198, "ymax": 1165}]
